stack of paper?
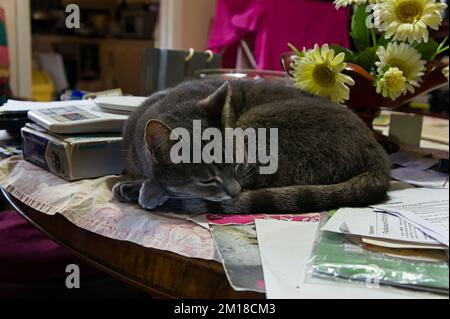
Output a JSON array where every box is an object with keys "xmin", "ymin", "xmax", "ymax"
[
  {"xmin": 316, "ymin": 186, "xmax": 449, "ymax": 295},
  {"xmin": 0, "ymin": 99, "xmax": 96, "ymax": 113},
  {"xmin": 255, "ymin": 219, "xmax": 443, "ymax": 298},
  {"xmin": 389, "ymin": 149, "xmax": 448, "ymax": 188},
  {"xmin": 321, "ymin": 207, "xmax": 445, "ymax": 249},
  {"xmin": 372, "ymin": 188, "xmax": 449, "ymax": 246},
  {"xmin": 322, "ymin": 188, "xmax": 449, "ymax": 249}
]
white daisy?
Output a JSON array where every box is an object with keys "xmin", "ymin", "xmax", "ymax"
[
  {"xmin": 291, "ymin": 44, "xmax": 355, "ymax": 104},
  {"xmin": 375, "ymin": 42, "xmax": 426, "ymax": 94},
  {"xmin": 443, "ymin": 66, "xmax": 449, "ymax": 81},
  {"xmin": 376, "ymin": 67, "xmax": 407, "ymax": 100},
  {"xmin": 373, "ymin": 0, "xmax": 447, "ymax": 43}
]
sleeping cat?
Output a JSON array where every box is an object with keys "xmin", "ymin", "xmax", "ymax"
[{"xmin": 113, "ymin": 79, "xmax": 390, "ymax": 214}]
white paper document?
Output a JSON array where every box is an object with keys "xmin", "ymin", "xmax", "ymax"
[
  {"xmin": 255, "ymin": 219, "xmax": 435, "ymax": 299},
  {"xmin": 373, "ymin": 188, "xmax": 449, "ymax": 246},
  {"xmin": 390, "ymin": 167, "xmax": 449, "ymax": 189},
  {"xmin": 321, "ymin": 207, "xmax": 441, "ymax": 245},
  {"xmin": 390, "ymin": 150, "xmax": 439, "ymax": 170},
  {"xmin": 360, "ymin": 237, "xmax": 445, "ymax": 250},
  {"xmin": 255, "ymin": 219, "xmax": 319, "ymax": 299},
  {"xmin": 0, "ymin": 100, "xmax": 95, "ymax": 113}
]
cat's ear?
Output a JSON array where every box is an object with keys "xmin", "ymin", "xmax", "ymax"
[
  {"xmin": 199, "ymin": 81, "xmax": 235, "ymax": 127},
  {"xmin": 145, "ymin": 119, "xmax": 174, "ymax": 163}
]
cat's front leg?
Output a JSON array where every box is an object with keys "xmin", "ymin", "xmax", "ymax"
[
  {"xmin": 113, "ymin": 180, "xmax": 143, "ymax": 203},
  {"xmin": 138, "ymin": 179, "xmax": 169, "ymax": 210}
]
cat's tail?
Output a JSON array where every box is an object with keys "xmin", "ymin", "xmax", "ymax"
[{"xmin": 163, "ymin": 168, "xmax": 390, "ymax": 214}]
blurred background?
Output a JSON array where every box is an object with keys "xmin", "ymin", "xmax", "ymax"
[
  {"xmin": 1, "ymin": 0, "xmax": 217, "ymax": 98},
  {"xmin": 0, "ymin": 0, "xmax": 448, "ymax": 112}
]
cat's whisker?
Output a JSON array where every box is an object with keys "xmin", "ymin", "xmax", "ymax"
[
  {"xmin": 242, "ymin": 164, "xmax": 257, "ymax": 176},
  {"xmin": 243, "ymin": 165, "xmax": 257, "ymax": 176},
  {"xmin": 242, "ymin": 170, "xmax": 257, "ymax": 184}
]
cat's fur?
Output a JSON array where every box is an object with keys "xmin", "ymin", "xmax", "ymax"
[{"xmin": 114, "ymin": 79, "xmax": 391, "ymax": 214}]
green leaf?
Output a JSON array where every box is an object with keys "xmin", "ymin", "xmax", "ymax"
[
  {"xmin": 354, "ymin": 46, "xmax": 379, "ymax": 73},
  {"xmin": 412, "ymin": 39, "xmax": 440, "ymax": 60},
  {"xmin": 377, "ymin": 35, "xmax": 391, "ymax": 48},
  {"xmin": 331, "ymin": 44, "xmax": 356, "ymax": 62},
  {"xmin": 351, "ymin": 5, "xmax": 371, "ymax": 51}
]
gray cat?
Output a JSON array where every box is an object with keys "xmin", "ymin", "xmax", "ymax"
[{"xmin": 113, "ymin": 79, "xmax": 390, "ymax": 214}]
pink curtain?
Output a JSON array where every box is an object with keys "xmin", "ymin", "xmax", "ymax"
[{"xmin": 208, "ymin": 0, "xmax": 350, "ymax": 71}]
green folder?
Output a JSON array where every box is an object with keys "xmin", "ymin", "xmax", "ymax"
[{"xmin": 310, "ymin": 230, "xmax": 449, "ymax": 295}]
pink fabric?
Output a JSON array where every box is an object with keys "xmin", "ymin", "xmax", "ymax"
[{"xmin": 208, "ymin": 0, "xmax": 350, "ymax": 71}]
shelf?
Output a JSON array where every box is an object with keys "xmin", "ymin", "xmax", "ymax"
[{"xmin": 33, "ymin": 33, "xmax": 154, "ymax": 45}]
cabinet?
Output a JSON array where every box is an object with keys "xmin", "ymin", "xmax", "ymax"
[
  {"xmin": 100, "ymin": 39, "xmax": 153, "ymax": 95},
  {"xmin": 33, "ymin": 34, "xmax": 153, "ymax": 95}
]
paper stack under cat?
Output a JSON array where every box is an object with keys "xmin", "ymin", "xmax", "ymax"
[{"xmin": 1, "ymin": 98, "xmax": 131, "ymax": 181}]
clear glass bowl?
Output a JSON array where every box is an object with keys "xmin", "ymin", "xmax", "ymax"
[{"xmin": 194, "ymin": 69, "xmax": 290, "ymax": 82}]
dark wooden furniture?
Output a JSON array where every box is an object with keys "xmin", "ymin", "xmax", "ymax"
[{"xmin": 1, "ymin": 187, "xmax": 264, "ymax": 299}]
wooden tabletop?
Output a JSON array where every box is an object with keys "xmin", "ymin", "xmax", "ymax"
[{"xmin": 1, "ymin": 187, "xmax": 264, "ymax": 299}]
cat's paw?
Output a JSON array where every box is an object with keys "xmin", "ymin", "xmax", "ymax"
[
  {"xmin": 113, "ymin": 181, "xmax": 142, "ymax": 203},
  {"xmin": 138, "ymin": 179, "xmax": 169, "ymax": 210}
]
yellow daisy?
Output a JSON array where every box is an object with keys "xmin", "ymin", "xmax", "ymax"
[
  {"xmin": 443, "ymin": 66, "xmax": 449, "ymax": 81},
  {"xmin": 376, "ymin": 67, "xmax": 407, "ymax": 100},
  {"xmin": 375, "ymin": 42, "xmax": 426, "ymax": 93},
  {"xmin": 373, "ymin": 0, "xmax": 447, "ymax": 43},
  {"xmin": 292, "ymin": 44, "xmax": 355, "ymax": 104}
]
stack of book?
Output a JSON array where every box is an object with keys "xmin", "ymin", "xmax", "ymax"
[
  {"xmin": 21, "ymin": 123, "xmax": 124, "ymax": 181},
  {"xmin": 1, "ymin": 99, "xmax": 133, "ymax": 181}
]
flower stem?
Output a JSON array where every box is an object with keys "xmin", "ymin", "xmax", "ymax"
[
  {"xmin": 432, "ymin": 46, "xmax": 449, "ymax": 60},
  {"xmin": 288, "ymin": 43, "xmax": 302, "ymax": 56},
  {"xmin": 370, "ymin": 28, "xmax": 378, "ymax": 47},
  {"xmin": 432, "ymin": 37, "xmax": 449, "ymax": 60}
]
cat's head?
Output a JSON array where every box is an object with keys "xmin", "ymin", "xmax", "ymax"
[{"xmin": 144, "ymin": 82, "xmax": 243, "ymax": 202}]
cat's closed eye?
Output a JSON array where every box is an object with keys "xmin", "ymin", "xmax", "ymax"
[{"xmin": 198, "ymin": 178, "xmax": 220, "ymax": 186}]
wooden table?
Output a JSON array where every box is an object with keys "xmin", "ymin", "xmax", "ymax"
[{"xmin": 1, "ymin": 187, "xmax": 264, "ymax": 299}]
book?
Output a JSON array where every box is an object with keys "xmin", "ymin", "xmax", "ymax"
[{"xmin": 21, "ymin": 123, "xmax": 123, "ymax": 181}]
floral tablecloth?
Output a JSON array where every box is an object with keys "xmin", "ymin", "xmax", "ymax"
[{"xmin": 0, "ymin": 156, "xmax": 216, "ymax": 260}]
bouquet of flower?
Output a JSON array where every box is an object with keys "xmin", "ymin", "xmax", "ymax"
[{"xmin": 288, "ymin": 0, "xmax": 449, "ymax": 105}]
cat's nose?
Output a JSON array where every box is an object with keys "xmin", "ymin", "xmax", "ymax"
[{"xmin": 225, "ymin": 179, "xmax": 241, "ymax": 198}]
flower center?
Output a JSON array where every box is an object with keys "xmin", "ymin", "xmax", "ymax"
[
  {"xmin": 313, "ymin": 64, "xmax": 336, "ymax": 87},
  {"xmin": 384, "ymin": 68, "xmax": 406, "ymax": 91},
  {"xmin": 395, "ymin": 0, "xmax": 423, "ymax": 24},
  {"xmin": 386, "ymin": 75, "xmax": 404, "ymax": 90},
  {"xmin": 388, "ymin": 59, "xmax": 409, "ymax": 77}
]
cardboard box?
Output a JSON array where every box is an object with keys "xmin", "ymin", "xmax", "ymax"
[
  {"xmin": 389, "ymin": 112, "xmax": 423, "ymax": 147},
  {"xmin": 21, "ymin": 124, "xmax": 124, "ymax": 181}
]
